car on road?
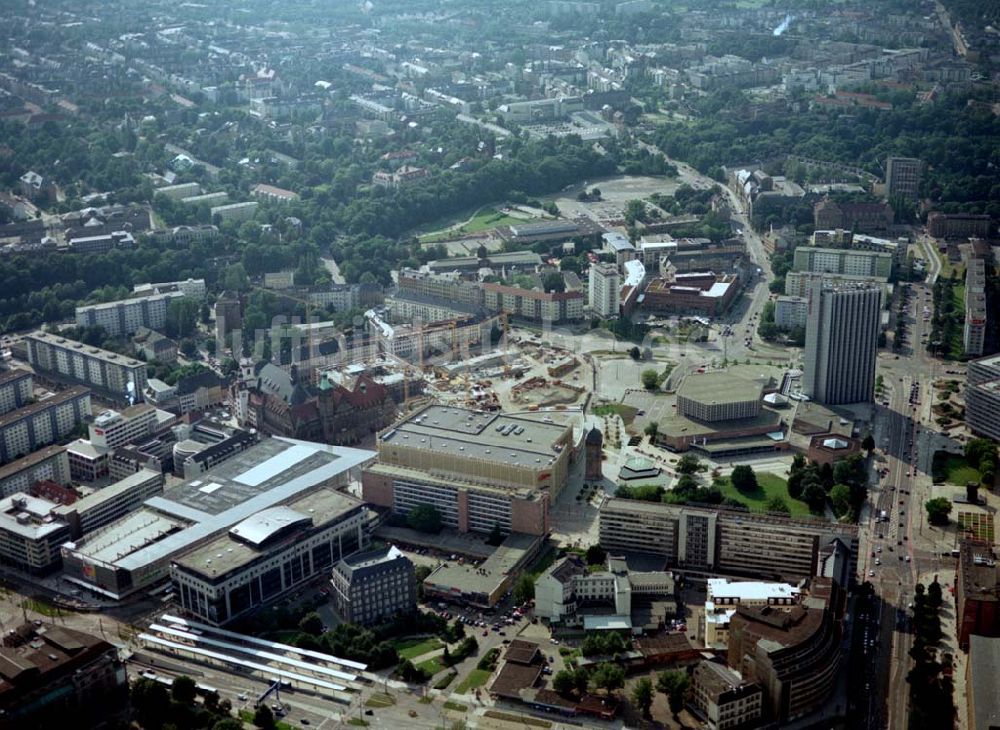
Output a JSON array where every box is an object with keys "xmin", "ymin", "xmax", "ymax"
[{"xmin": 869, "ymin": 570, "xmax": 876, "ymax": 577}]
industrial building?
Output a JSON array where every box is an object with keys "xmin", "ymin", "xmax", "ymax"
[
  {"xmin": 362, "ymin": 405, "xmax": 575, "ymax": 536},
  {"xmin": 60, "ymin": 437, "xmax": 374, "ymax": 599}
]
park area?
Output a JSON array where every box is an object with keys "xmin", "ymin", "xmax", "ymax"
[
  {"xmin": 932, "ymin": 451, "xmax": 980, "ymax": 485},
  {"xmin": 416, "ymin": 206, "xmax": 528, "ymax": 242},
  {"xmin": 714, "ymin": 472, "xmax": 810, "ymax": 518}
]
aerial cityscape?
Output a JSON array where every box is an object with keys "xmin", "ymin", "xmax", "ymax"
[{"xmin": 0, "ymin": 0, "xmax": 997, "ymax": 728}]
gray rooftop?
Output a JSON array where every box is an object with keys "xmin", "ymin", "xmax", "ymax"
[
  {"xmin": 172, "ymin": 487, "xmax": 365, "ymax": 579},
  {"xmin": 677, "ymin": 372, "xmax": 763, "ymax": 406},
  {"xmin": 380, "ymin": 405, "xmax": 570, "ymax": 471},
  {"xmin": 27, "ymin": 330, "xmax": 145, "ymax": 368},
  {"xmin": 424, "ymin": 533, "xmax": 541, "ymax": 597},
  {"xmin": 70, "ymin": 438, "xmax": 374, "ymax": 573},
  {"xmin": 970, "ymin": 635, "xmax": 1000, "ymax": 730}
]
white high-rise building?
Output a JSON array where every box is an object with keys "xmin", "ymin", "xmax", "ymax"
[
  {"xmin": 803, "ymin": 281, "xmax": 882, "ymax": 405},
  {"xmin": 588, "ymin": 263, "xmax": 620, "ymax": 318}
]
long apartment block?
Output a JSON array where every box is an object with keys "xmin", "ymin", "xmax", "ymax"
[{"xmin": 599, "ymin": 498, "xmax": 858, "ymax": 584}]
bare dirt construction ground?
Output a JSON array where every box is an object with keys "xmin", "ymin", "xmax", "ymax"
[{"xmin": 547, "ymin": 175, "xmax": 681, "ymax": 221}]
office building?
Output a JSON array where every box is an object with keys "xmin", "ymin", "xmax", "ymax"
[
  {"xmin": 676, "ymin": 372, "xmax": 762, "ymax": 423},
  {"xmin": 968, "ymin": 354, "xmax": 1000, "ymax": 387},
  {"xmin": 54, "ymin": 469, "xmax": 164, "ymax": 539},
  {"xmin": 0, "ymin": 623, "xmax": 128, "ymax": 729},
  {"xmin": 214, "ymin": 291, "xmax": 243, "ymax": 347},
  {"xmin": 964, "ymin": 258, "xmax": 988, "ymax": 357},
  {"xmin": 61, "ymin": 437, "xmax": 374, "ymax": 599},
  {"xmin": 885, "ymin": 156, "xmax": 923, "ymax": 200},
  {"xmin": 774, "ymin": 296, "xmax": 808, "ymax": 329},
  {"xmin": 691, "ymin": 661, "xmax": 763, "ymax": 730},
  {"xmin": 396, "ymin": 268, "xmax": 484, "ymax": 311},
  {"xmin": 66, "ymin": 439, "xmax": 110, "ymax": 482},
  {"xmin": 588, "ymin": 263, "xmax": 620, "ymax": 318},
  {"xmin": 803, "ymin": 281, "xmax": 882, "ymax": 405},
  {"xmin": 956, "ymin": 540, "xmax": 1000, "ymax": 650},
  {"xmin": 813, "ymin": 198, "xmax": 893, "ymax": 233},
  {"xmin": 599, "ymin": 499, "xmax": 858, "ymax": 585},
  {"xmin": 784, "ymin": 270, "xmax": 889, "ymax": 299},
  {"xmin": 726, "ymin": 578, "xmax": 844, "ymax": 723},
  {"xmin": 0, "ymin": 493, "xmax": 70, "ymax": 573},
  {"xmin": 967, "ymin": 635, "xmax": 1000, "ymax": 730},
  {"xmin": 642, "ymin": 272, "xmax": 740, "ymax": 318},
  {"xmin": 363, "ymin": 405, "xmax": 574, "ymax": 536},
  {"xmin": 330, "ymin": 545, "xmax": 416, "ymax": 625},
  {"xmin": 0, "ymin": 368, "xmax": 34, "ymax": 416},
  {"xmin": 534, "ymin": 553, "xmax": 676, "ymax": 632},
  {"xmin": 75, "ymin": 290, "xmax": 186, "ymax": 338},
  {"xmin": 792, "ymin": 246, "xmax": 893, "ymax": 279},
  {"xmin": 701, "ymin": 579, "xmax": 801, "ymax": 649},
  {"xmin": 171, "ymin": 488, "xmax": 371, "ymax": 626},
  {"xmin": 0, "ymin": 446, "xmax": 71, "ymax": 499},
  {"xmin": 89, "ymin": 404, "xmax": 173, "ymax": 451},
  {"xmin": 0, "ymin": 386, "xmax": 91, "ymax": 464},
  {"xmin": 25, "ymin": 331, "xmax": 148, "ymax": 403}
]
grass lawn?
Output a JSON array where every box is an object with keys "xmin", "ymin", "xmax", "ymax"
[
  {"xmin": 433, "ymin": 672, "xmax": 457, "ymax": 690},
  {"xmin": 443, "ymin": 701, "xmax": 468, "ymax": 713},
  {"xmin": 417, "ymin": 207, "xmax": 525, "ymax": 242},
  {"xmin": 347, "ymin": 719, "xmax": 369, "ymax": 727},
  {"xmin": 484, "ymin": 710, "xmax": 551, "ymax": 728},
  {"xmin": 942, "ymin": 454, "xmax": 980, "ymax": 485},
  {"xmin": 593, "ymin": 403, "xmax": 639, "ymax": 425},
  {"xmin": 455, "ymin": 668, "xmax": 492, "ymax": 694},
  {"xmin": 393, "ymin": 637, "xmax": 443, "ymax": 660},
  {"xmin": 714, "ymin": 473, "xmax": 811, "ymax": 518},
  {"xmin": 239, "ymin": 711, "xmax": 296, "ymax": 730},
  {"xmin": 416, "ymin": 657, "xmax": 446, "ymax": 676},
  {"xmin": 23, "ymin": 597, "xmax": 62, "ymax": 617}
]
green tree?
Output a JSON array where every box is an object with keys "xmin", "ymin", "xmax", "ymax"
[
  {"xmin": 730, "ymin": 465, "xmax": 757, "ymax": 493},
  {"xmin": 644, "ymin": 421, "xmax": 659, "ymax": 438},
  {"xmin": 632, "ymin": 677, "xmax": 654, "ymax": 717},
  {"xmin": 180, "ymin": 338, "xmax": 198, "ymax": 358},
  {"xmin": 590, "ymin": 663, "xmax": 625, "ymax": 694},
  {"xmin": 676, "ymin": 453, "xmax": 701, "ymax": 475},
  {"xmin": 513, "ymin": 574, "xmax": 535, "ymax": 603},
  {"xmin": 253, "ymin": 704, "xmax": 275, "ymax": 729},
  {"xmin": 131, "ymin": 678, "xmax": 171, "ymax": 730},
  {"xmin": 802, "ymin": 481, "xmax": 827, "ymax": 513},
  {"xmin": 542, "ymin": 272, "xmax": 565, "ymax": 293},
  {"xmin": 656, "ymin": 670, "xmax": 690, "ymax": 720},
  {"xmin": 299, "ymin": 611, "xmax": 324, "ymax": 636},
  {"xmin": 765, "ymin": 496, "xmax": 791, "ymax": 515},
  {"xmin": 407, "ymin": 504, "xmax": 442, "ymax": 533},
  {"xmin": 862, "ymin": 434, "xmax": 876, "ymax": 454},
  {"xmin": 585, "ymin": 544, "xmax": 607, "ymax": 566},
  {"xmin": 223, "ymin": 263, "xmax": 250, "ymax": 292},
  {"xmin": 165, "ymin": 297, "xmax": 200, "ymax": 339},
  {"xmin": 966, "ymin": 438, "xmax": 999, "ymax": 472},
  {"xmin": 553, "ymin": 669, "xmax": 576, "ymax": 695},
  {"xmin": 170, "ymin": 675, "xmax": 197, "ymax": 705},
  {"xmin": 830, "ymin": 484, "xmax": 852, "ymax": 518},
  {"xmin": 925, "ymin": 497, "xmax": 952, "ymax": 526},
  {"xmin": 211, "ymin": 720, "xmax": 244, "ymax": 730},
  {"xmin": 641, "ymin": 369, "xmax": 660, "ymax": 390}
]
